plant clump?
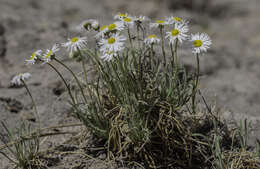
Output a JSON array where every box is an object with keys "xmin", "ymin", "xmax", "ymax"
[{"xmin": 1, "ymin": 12, "xmax": 260, "ymax": 169}]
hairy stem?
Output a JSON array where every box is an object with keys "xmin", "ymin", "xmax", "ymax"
[
  {"xmin": 174, "ymin": 39, "xmax": 179, "ymax": 68},
  {"xmin": 159, "ymin": 26, "xmax": 166, "ymax": 66},
  {"xmin": 192, "ymin": 53, "xmax": 200, "ymax": 114},
  {"xmin": 54, "ymin": 58, "xmax": 88, "ymax": 104},
  {"xmin": 78, "ymin": 49, "xmax": 93, "ymax": 100},
  {"xmin": 21, "ymin": 80, "xmax": 40, "ymax": 130},
  {"xmin": 47, "ymin": 62, "xmax": 76, "ymax": 105},
  {"xmin": 170, "ymin": 43, "xmax": 174, "ymax": 68}
]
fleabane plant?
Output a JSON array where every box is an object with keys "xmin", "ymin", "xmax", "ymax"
[{"xmin": 23, "ymin": 13, "xmax": 213, "ymax": 168}]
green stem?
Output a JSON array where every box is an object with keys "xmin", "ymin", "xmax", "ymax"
[
  {"xmin": 192, "ymin": 53, "xmax": 200, "ymax": 114},
  {"xmin": 78, "ymin": 49, "xmax": 94, "ymax": 100},
  {"xmin": 78, "ymin": 48, "xmax": 88, "ymax": 85},
  {"xmin": 139, "ymin": 24, "xmax": 146, "ymax": 49},
  {"xmin": 54, "ymin": 58, "xmax": 88, "ymax": 104},
  {"xmin": 195, "ymin": 53, "xmax": 200, "ymax": 87},
  {"xmin": 127, "ymin": 26, "xmax": 133, "ymax": 49},
  {"xmin": 151, "ymin": 44, "xmax": 155, "ymax": 66},
  {"xmin": 139, "ymin": 54, "xmax": 143, "ymax": 99},
  {"xmin": 170, "ymin": 43, "xmax": 174, "ymax": 68},
  {"xmin": 136, "ymin": 25, "xmax": 141, "ymax": 49},
  {"xmin": 174, "ymin": 39, "xmax": 179, "ymax": 68},
  {"xmin": 127, "ymin": 26, "xmax": 137, "ymax": 69},
  {"xmin": 159, "ymin": 26, "xmax": 166, "ymax": 66},
  {"xmin": 21, "ymin": 80, "xmax": 40, "ymax": 130},
  {"xmin": 139, "ymin": 47, "xmax": 142, "ymax": 78},
  {"xmin": 47, "ymin": 63, "xmax": 76, "ymax": 105},
  {"xmin": 149, "ymin": 47, "xmax": 152, "ymax": 69}
]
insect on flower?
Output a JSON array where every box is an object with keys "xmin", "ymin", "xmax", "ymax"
[
  {"xmin": 11, "ymin": 73, "xmax": 31, "ymax": 86},
  {"xmin": 190, "ymin": 33, "xmax": 212, "ymax": 54}
]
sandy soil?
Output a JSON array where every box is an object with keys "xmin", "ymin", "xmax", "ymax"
[{"xmin": 0, "ymin": 0, "xmax": 260, "ymax": 168}]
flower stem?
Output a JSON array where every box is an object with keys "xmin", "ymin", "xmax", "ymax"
[
  {"xmin": 192, "ymin": 53, "xmax": 200, "ymax": 114},
  {"xmin": 78, "ymin": 49, "xmax": 94, "ymax": 100},
  {"xmin": 159, "ymin": 26, "xmax": 166, "ymax": 66},
  {"xmin": 21, "ymin": 80, "xmax": 40, "ymax": 130},
  {"xmin": 170, "ymin": 43, "xmax": 174, "ymax": 68},
  {"xmin": 127, "ymin": 26, "xmax": 137, "ymax": 67},
  {"xmin": 174, "ymin": 39, "xmax": 179, "ymax": 68},
  {"xmin": 47, "ymin": 63, "xmax": 76, "ymax": 105},
  {"xmin": 195, "ymin": 53, "xmax": 200, "ymax": 87},
  {"xmin": 54, "ymin": 58, "xmax": 88, "ymax": 104},
  {"xmin": 127, "ymin": 26, "xmax": 133, "ymax": 49},
  {"xmin": 150, "ymin": 44, "xmax": 155, "ymax": 69},
  {"xmin": 137, "ymin": 25, "xmax": 140, "ymax": 48},
  {"xmin": 78, "ymin": 48, "xmax": 88, "ymax": 85}
]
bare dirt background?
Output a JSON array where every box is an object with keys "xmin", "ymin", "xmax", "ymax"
[{"xmin": 0, "ymin": 0, "xmax": 260, "ymax": 168}]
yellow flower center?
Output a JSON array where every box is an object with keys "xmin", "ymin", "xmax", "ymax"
[
  {"xmin": 108, "ymin": 37, "xmax": 116, "ymax": 44},
  {"xmin": 123, "ymin": 17, "xmax": 132, "ymax": 22},
  {"xmin": 105, "ymin": 51, "xmax": 113, "ymax": 55},
  {"xmin": 148, "ymin": 34, "xmax": 157, "ymax": 39},
  {"xmin": 100, "ymin": 25, "xmax": 107, "ymax": 31},
  {"xmin": 156, "ymin": 20, "xmax": 165, "ymax": 24},
  {"xmin": 108, "ymin": 23, "xmax": 116, "ymax": 31},
  {"xmin": 45, "ymin": 50, "xmax": 52, "ymax": 58},
  {"xmin": 173, "ymin": 17, "xmax": 182, "ymax": 22},
  {"xmin": 193, "ymin": 40, "xmax": 203, "ymax": 47},
  {"xmin": 71, "ymin": 37, "xmax": 79, "ymax": 43},
  {"xmin": 119, "ymin": 13, "xmax": 128, "ymax": 18},
  {"xmin": 30, "ymin": 53, "xmax": 36, "ymax": 60},
  {"xmin": 171, "ymin": 29, "xmax": 179, "ymax": 36}
]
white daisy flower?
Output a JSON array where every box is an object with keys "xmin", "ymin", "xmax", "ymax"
[
  {"xmin": 11, "ymin": 73, "xmax": 31, "ymax": 86},
  {"xmin": 150, "ymin": 19, "xmax": 167, "ymax": 28},
  {"xmin": 190, "ymin": 33, "xmax": 212, "ymax": 54},
  {"xmin": 166, "ymin": 23, "xmax": 189, "ymax": 44},
  {"xmin": 120, "ymin": 16, "xmax": 134, "ymax": 27},
  {"xmin": 144, "ymin": 34, "xmax": 160, "ymax": 45},
  {"xmin": 62, "ymin": 37, "xmax": 88, "ymax": 55},
  {"xmin": 134, "ymin": 15, "xmax": 149, "ymax": 24},
  {"xmin": 100, "ymin": 50, "xmax": 116, "ymax": 61},
  {"xmin": 107, "ymin": 21, "xmax": 124, "ymax": 32},
  {"xmin": 91, "ymin": 20, "xmax": 100, "ymax": 30},
  {"xmin": 76, "ymin": 19, "xmax": 100, "ymax": 32},
  {"xmin": 95, "ymin": 25, "xmax": 109, "ymax": 39},
  {"xmin": 114, "ymin": 12, "xmax": 128, "ymax": 20},
  {"xmin": 166, "ymin": 16, "xmax": 187, "ymax": 25},
  {"xmin": 99, "ymin": 33, "xmax": 126, "ymax": 53},
  {"xmin": 42, "ymin": 44, "xmax": 60, "ymax": 63},
  {"xmin": 25, "ymin": 50, "xmax": 42, "ymax": 65}
]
